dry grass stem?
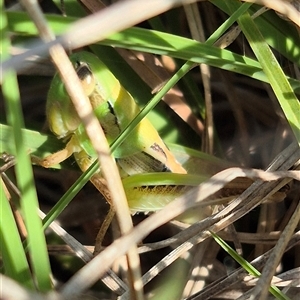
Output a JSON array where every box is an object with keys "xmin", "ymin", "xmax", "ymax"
[{"xmin": 241, "ymin": 0, "xmax": 300, "ymax": 27}]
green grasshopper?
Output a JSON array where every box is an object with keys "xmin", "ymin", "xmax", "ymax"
[{"xmin": 39, "ymin": 51, "xmax": 193, "ymax": 218}]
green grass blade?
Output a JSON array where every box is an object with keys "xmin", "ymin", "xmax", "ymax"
[
  {"xmin": 0, "ymin": 186, "xmax": 34, "ymax": 289},
  {"xmin": 210, "ymin": 231, "xmax": 291, "ymax": 300},
  {"xmin": 211, "ymin": 0, "xmax": 300, "ymax": 65},
  {"xmin": 1, "ymin": 8, "xmax": 52, "ymax": 291},
  {"xmin": 42, "ymin": 162, "xmax": 96, "ymax": 230},
  {"xmin": 1, "ymin": 72, "xmax": 53, "ymax": 292},
  {"xmin": 227, "ymin": 2, "xmax": 300, "ymax": 144},
  {"xmin": 5, "ymin": 11, "xmax": 300, "ymax": 94},
  {"xmin": 206, "ymin": 2, "xmax": 252, "ymax": 45}
]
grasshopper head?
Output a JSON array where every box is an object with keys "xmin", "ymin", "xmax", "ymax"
[{"xmin": 74, "ymin": 60, "xmax": 96, "ymax": 97}]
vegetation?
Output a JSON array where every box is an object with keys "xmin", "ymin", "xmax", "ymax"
[{"xmin": 1, "ymin": 0, "xmax": 299, "ymax": 299}]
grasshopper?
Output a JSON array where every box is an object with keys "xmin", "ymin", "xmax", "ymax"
[{"xmin": 38, "ymin": 51, "xmax": 192, "ymax": 250}]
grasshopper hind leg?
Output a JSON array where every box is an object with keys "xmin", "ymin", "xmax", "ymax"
[
  {"xmin": 89, "ymin": 173, "xmax": 116, "ymax": 255},
  {"xmin": 93, "ymin": 205, "xmax": 115, "ymax": 255}
]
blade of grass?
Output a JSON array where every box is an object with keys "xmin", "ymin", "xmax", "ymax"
[
  {"xmin": 1, "ymin": 7, "xmax": 52, "ymax": 292},
  {"xmin": 227, "ymin": 1, "xmax": 300, "ymax": 144},
  {"xmin": 210, "ymin": 231, "xmax": 291, "ymax": 300},
  {"xmin": 42, "ymin": 162, "xmax": 96, "ymax": 230},
  {"xmin": 3, "ymin": 11, "xmax": 300, "ymax": 94},
  {"xmin": 5, "ymin": 11, "xmax": 300, "ymax": 94},
  {"xmin": 0, "ymin": 186, "xmax": 34, "ymax": 289},
  {"xmin": 206, "ymin": 2, "xmax": 253, "ymax": 45},
  {"xmin": 211, "ymin": 0, "xmax": 300, "ymax": 65}
]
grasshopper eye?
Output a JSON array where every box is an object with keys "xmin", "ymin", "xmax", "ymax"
[{"xmin": 75, "ymin": 61, "xmax": 96, "ymax": 96}]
